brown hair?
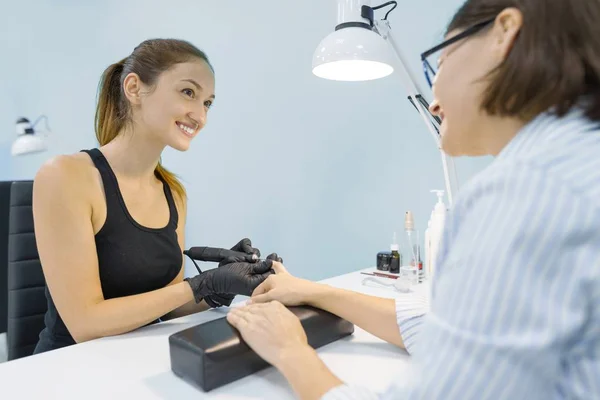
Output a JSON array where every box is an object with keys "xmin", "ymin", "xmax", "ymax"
[
  {"xmin": 447, "ymin": 0, "xmax": 600, "ymax": 122},
  {"xmin": 95, "ymin": 38, "xmax": 214, "ymax": 200}
]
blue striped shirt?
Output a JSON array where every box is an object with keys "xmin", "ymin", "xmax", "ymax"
[{"xmin": 324, "ymin": 106, "xmax": 600, "ymax": 399}]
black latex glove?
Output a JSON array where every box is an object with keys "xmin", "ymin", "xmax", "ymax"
[
  {"xmin": 185, "ymin": 259, "xmax": 274, "ymax": 304},
  {"xmin": 183, "ymin": 239, "xmax": 261, "ymax": 267},
  {"xmin": 230, "ymin": 238, "xmax": 261, "ymax": 255},
  {"xmin": 219, "ymin": 238, "xmax": 261, "ymax": 266},
  {"xmin": 204, "ymin": 238, "xmax": 262, "ymax": 307},
  {"xmin": 204, "ymin": 252, "xmax": 284, "ymax": 308},
  {"xmin": 266, "ymin": 252, "xmax": 283, "ymax": 263},
  {"xmin": 183, "ymin": 247, "xmax": 258, "ymax": 266},
  {"xmin": 203, "ymin": 293, "xmax": 236, "ymax": 308}
]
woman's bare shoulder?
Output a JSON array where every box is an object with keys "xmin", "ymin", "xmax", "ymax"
[{"xmin": 34, "ymin": 151, "xmax": 98, "ymax": 195}]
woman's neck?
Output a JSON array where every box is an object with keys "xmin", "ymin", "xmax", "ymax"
[
  {"xmin": 99, "ymin": 127, "xmax": 165, "ymax": 184},
  {"xmin": 484, "ymin": 116, "xmax": 527, "ymax": 156}
]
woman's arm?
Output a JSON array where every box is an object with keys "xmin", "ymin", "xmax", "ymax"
[
  {"xmin": 310, "ymin": 287, "xmax": 405, "ymax": 348},
  {"xmin": 33, "ymin": 157, "xmax": 196, "ymax": 342}
]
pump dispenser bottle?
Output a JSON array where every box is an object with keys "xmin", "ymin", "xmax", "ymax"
[
  {"xmin": 428, "ymin": 190, "xmax": 447, "ymax": 280},
  {"xmin": 404, "ymin": 211, "xmax": 422, "ymax": 281}
]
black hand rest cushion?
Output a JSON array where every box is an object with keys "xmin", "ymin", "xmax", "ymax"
[{"xmin": 169, "ymin": 305, "xmax": 355, "ymax": 392}]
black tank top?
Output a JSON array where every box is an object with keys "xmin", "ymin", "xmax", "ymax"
[{"xmin": 34, "ymin": 148, "xmax": 183, "ymax": 354}]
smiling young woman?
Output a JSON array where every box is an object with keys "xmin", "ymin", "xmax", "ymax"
[{"xmin": 31, "ymin": 39, "xmax": 275, "ymax": 354}]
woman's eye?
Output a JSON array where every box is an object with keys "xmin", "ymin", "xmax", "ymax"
[
  {"xmin": 204, "ymin": 100, "xmax": 213, "ymax": 109},
  {"xmin": 182, "ymin": 88, "xmax": 195, "ymax": 98}
]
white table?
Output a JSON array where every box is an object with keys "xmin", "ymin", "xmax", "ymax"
[{"xmin": 0, "ymin": 268, "xmax": 420, "ymax": 399}]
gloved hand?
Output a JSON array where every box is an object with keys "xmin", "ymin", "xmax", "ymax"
[
  {"xmin": 203, "ymin": 252, "xmax": 284, "ymax": 308},
  {"xmin": 182, "ymin": 238, "xmax": 261, "ymax": 307},
  {"xmin": 266, "ymin": 252, "xmax": 283, "ymax": 263},
  {"xmin": 185, "ymin": 259, "xmax": 275, "ymax": 304},
  {"xmin": 218, "ymin": 238, "xmax": 261, "ymax": 266},
  {"xmin": 203, "ymin": 238, "xmax": 262, "ymax": 307},
  {"xmin": 183, "ymin": 245, "xmax": 258, "ymax": 267}
]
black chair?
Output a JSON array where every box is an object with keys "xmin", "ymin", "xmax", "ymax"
[
  {"xmin": 7, "ymin": 181, "xmax": 47, "ymax": 360},
  {"xmin": 0, "ymin": 181, "xmax": 12, "ymax": 335}
]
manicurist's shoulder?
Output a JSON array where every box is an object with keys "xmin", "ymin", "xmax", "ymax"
[{"xmin": 34, "ymin": 151, "xmax": 98, "ymax": 199}]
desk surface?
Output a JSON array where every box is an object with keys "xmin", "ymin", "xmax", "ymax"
[{"xmin": 0, "ymin": 268, "xmax": 418, "ymax": 399}]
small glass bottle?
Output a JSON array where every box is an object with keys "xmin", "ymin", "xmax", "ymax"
[
  {"xmin": 377, "ymin": 252, "xmax": 392, "ymax": 271},
  {"xmin": 410, "ymin": 244, "xmax": 424, "ymax": 282},
  {"xmin": 390, "ymin": 232, "xmax": 401, "ymax": 273}
]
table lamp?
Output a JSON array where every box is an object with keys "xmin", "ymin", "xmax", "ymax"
[{"xmin": 313, "ymin": 0, "xmax": 458, "ymax": 204}]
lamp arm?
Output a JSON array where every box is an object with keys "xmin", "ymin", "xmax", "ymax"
[
  {"xmin": 374, "ymin": 19, "xmax": 457, "ymax": 205},
  {"xmin": 32, "ymin": 115, "xmax": 52, "ymax": 132}
]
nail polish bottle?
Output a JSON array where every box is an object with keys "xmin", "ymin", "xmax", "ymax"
[{"xmin": 390, "ymin": 232, "xmax": 401, "ymax": 273}]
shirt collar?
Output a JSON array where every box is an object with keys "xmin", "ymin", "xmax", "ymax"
[{"xmin": 496, "ymin": 106, "xmax": 600, "ymax": 162}]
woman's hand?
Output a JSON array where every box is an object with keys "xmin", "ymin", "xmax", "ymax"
[
  {"xmin": 227, "ymin": 301, "xmax": 309, "ymax": 367},
  {"xmin": 185, "ymin": 259, "xmax": 274, "ymax": 303},
  {"xmin": 250, "ymin": 262, "xmax": 326, "ymax": 307},
  {"xmin": 227, "ymin": 301, "xmax": 345, "ymax": 398}
]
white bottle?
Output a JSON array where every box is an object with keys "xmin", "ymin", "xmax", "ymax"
[
  {"xmin": 428, "ymin": 190, "xmax": 447, "ymax": 280},
  {"xmin": 424, "ymin": 219, "xmax": 432, "ymax": 281}
]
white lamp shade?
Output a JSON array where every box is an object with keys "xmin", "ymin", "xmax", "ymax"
[
  {"xmin": 312, "ymin": 27, "xmax": 394, "ymax": 81},
  {"xmin": 11, "ymin": 134, "xmax": 48, "ymax": 156}
]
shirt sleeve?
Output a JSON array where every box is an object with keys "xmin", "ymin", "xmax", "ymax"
[{"xmin": 395, "ymin": 291, "xmax": 430, "ymax": 354}]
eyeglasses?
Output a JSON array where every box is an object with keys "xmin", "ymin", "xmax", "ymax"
[{"xmin": 420, "ymin": 18, "xmax": 495, "ymax": 88}]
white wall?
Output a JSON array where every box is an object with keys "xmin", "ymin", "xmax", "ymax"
[{"xmin": 0, "ymin": 0, "xmax": 491, "ymax": 280}]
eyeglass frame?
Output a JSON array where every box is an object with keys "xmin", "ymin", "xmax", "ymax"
[{"xmin": 420, "ymin": 18, "xmax": 496, "ymax": 88}]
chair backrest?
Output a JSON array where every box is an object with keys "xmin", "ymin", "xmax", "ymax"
[
  {"xmin": 7, "ymin": 181, "xmax": 47, "ymax": 360},
  {"xmin": 0, "ymin": 181, "xmax": 12, "ymax": 334}
]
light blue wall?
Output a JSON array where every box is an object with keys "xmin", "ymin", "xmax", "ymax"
[{"xmin": 0, "ymin": 0, "xmax": 491, "ymax": 280}]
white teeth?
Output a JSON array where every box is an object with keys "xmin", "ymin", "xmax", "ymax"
[{"xmin": 177, "ymin": 123, "xmax": 195, "ymax": 136}]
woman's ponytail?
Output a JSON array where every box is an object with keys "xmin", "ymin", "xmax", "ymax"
[
  {"xmin": 155, "ymin": 163, "xmax": 186, "ymax": 201},
  {"xmin": 95, "ymin": 58, "xmax": 127, "ymax": 146}
]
